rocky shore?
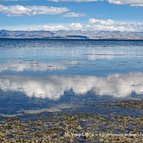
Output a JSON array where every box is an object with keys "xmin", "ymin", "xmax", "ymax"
[{"xmin": 0, "ymin": 100, "xmax": 143, "ymax": 143}]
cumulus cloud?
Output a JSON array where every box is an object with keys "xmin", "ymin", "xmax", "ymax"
[
  {"xmin": 70, "ymin": 22, "xmax": 83, "ymax": 29},
  {"xmin": 87, "ymin": 18, "xmax": 143, "ymax": 31},
  {"xmin": 5, "ymin": 22, "xmax": 83, "ymax": 31},
  {"xmin": 0, "ymin": 4, "xmax": 69, "ymax": 16},
  {"xmin": 0, "ymin": 73, "xmax": 143, "ymax": 100},
  {"xmin": 3, "ymin": 18, "xmax": 143, "ymax": 32},
  {"xmin": 1, "ymin": 0, "xmax": 143, "ymax": 6},
  {"xmin": 107, "ymin": 0, "xmax": 143, "ymax": 6},
  {"xmin": 48, "ymin": 0, "xmax": 143, "ymax": 6},
  {"xmin": 0, "ymin": 61, "xmax": 82, "ymax": 72},
  {"xmin": 20, "ymin": 24, "xmax": 67, "ymax": 31},
  {"xmin": 89, "ymin": 18, "xmax": 115, "ymax": 25}
]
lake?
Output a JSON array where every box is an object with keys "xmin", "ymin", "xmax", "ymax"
[{"xmin": 0, "ymin": 39, "xmax": 143, "ymax": 117}]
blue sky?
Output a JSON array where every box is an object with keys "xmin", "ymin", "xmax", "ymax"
[{"xmin": 0, "ymin": 0, "xmax": 143, "ymax": 31}]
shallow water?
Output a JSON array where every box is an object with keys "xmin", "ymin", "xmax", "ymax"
[{"xmin": 0, "ymin": 39, "xmax": 143, "ymax": 117}]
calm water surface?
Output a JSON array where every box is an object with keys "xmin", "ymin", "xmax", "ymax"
[{"xmin": 0, "ymin": 39, "xmax": 143, "ymax": 117}]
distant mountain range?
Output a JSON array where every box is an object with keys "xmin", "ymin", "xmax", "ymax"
[{"xmin": 0, "ymin": 30, "xmax": 143, "ymax": 40}]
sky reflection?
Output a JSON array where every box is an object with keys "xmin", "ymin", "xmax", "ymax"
[
  {"xmin": 0, "ymin": 40, "xmax": 143, "ymax": 116},
  {"xmin": 0, "ymin": 73, "xmax": 143, "ymax": 100},
  {"xmin": 0, "ymin": 61, "xmax": 82, "ymax": 72}
]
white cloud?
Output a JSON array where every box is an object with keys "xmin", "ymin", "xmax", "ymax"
[
  {"xmin": 107, "ymin": 0, "xmax": 143, "ymax": 6},
  {"xmin": 2, "ymin": 18, "xmax": 143, "ymax": 32},
  {"xmin": 24, "ymin": 24, "xmax": 67, "ymax": 31},
  {"xmin": 70, "ymin": 23, "xmax": 83, "ymax": 29},
  {"xmin": 63, "ymin": 12, "xmax": 86, "ymax": 17},
  {"xmin": 87, "ymin": 18, "xmax": 143, "ymax": 31},
  {"xmin": 0, "ymin": 4, "xmax": 69, "ymax": 16},
  {"xmin": 89, "ymin": 18, "xmax": 115, "ymax": 25},
  {"xmin": 1, "ymin": 0, "xmax": 143, "ymax": 7},
  {"xmin": 0, "ymin": 73, "xmax": 143, "ymax": 100},
  {"xmin": 5, "ymin": 23, "xmax": 83, "ymax": 31},
  {"xmin": 48, "ymin": 0, "xmax": 143, "ymax": 6},
  {"xmin": 2, "ymin": 0, "xmax": 143, "ymax": 6}
]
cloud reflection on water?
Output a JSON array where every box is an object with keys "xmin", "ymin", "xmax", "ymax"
[
  {"xmin": 0, "ymin": 73, "xmax": 143, "ymax": 100},
  {"xmin": 20, "ymin": 104, "xmax": 75, "ymax": 115},
  {"xmin": 0, "ymin": 61, "xmax": 82, "ymax": 72}
]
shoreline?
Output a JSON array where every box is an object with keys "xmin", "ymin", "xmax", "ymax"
[{"xmin": 0, "ymin": 100, "xmax": 143, "ymax": 142}]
